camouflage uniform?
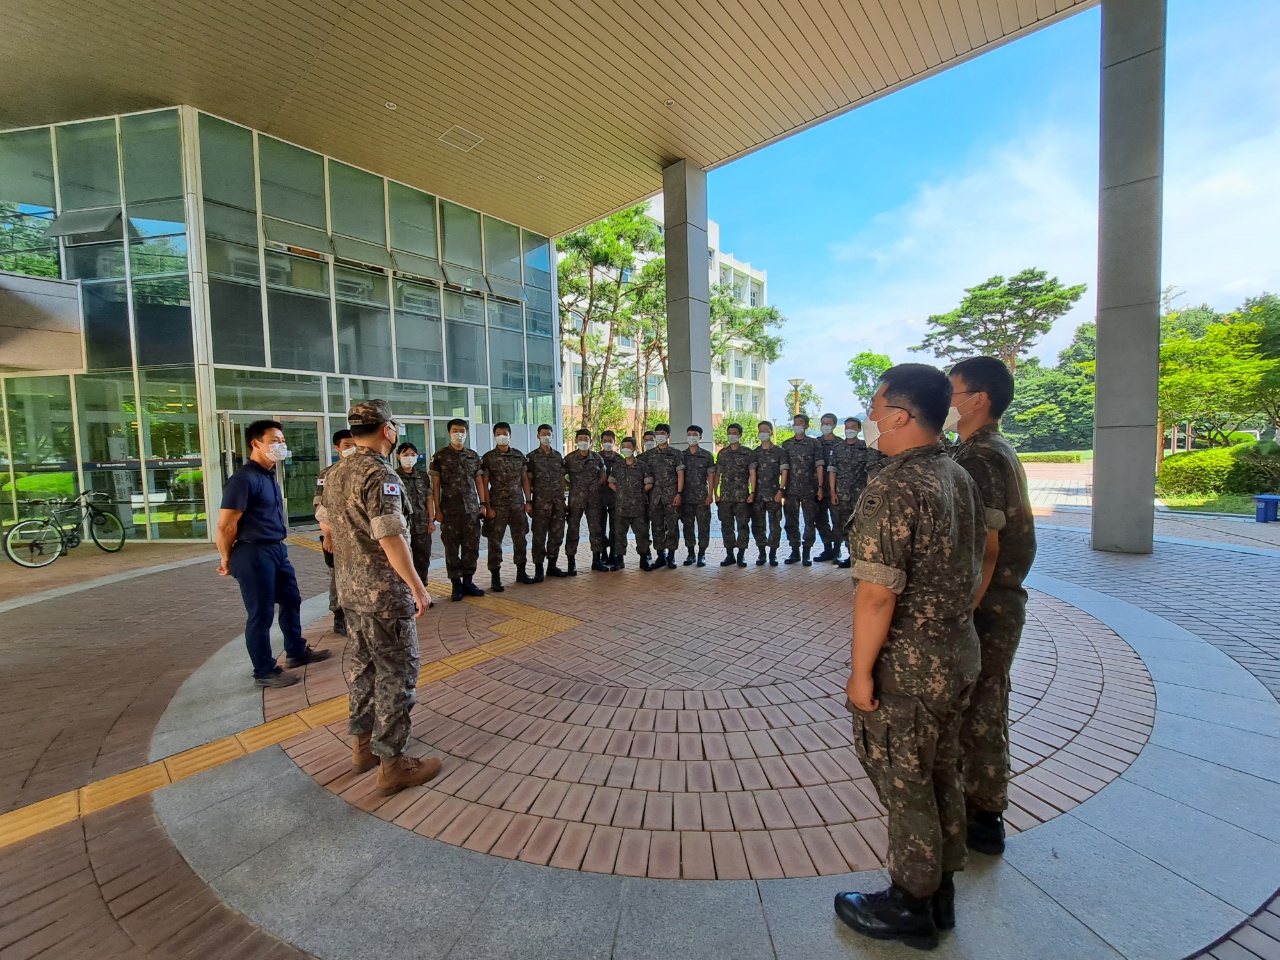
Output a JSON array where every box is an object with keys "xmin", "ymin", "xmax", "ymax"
[
  {"xmin": 608, "ymin": 456, "xmax": 651, "ymax": 560},
  {"xmin": 782, "ymin": 433, "xmax": 825, "ymax": 550},
  {"xmin": 751, "ymin": 444, "xmax": 789, "ymax": 550},
  {"xmin": 815, "ymin": 431, "xmax": 842, "ymax": 552},
  {"xmin": 952, "ymin": 424, "xmax": 1037, "ymax": 813},
  {"xmin": 322, "ymin": 417, "xmax": 420, "ymax": 761},
  {"xmin": 429, "ymin": 444, "xmax": 483, "ymax": 580},
  {"xmin": 314, "ymin": 461, "xmax": 343, "ymax": 623},
  {"xmin": 480, "ymin": 445, "xmax": 528, "ymax": 572},
  {"xmin": 716, "ymin": 443, "xmax": 754, "ymax": 551},
  {"xmin": 596, "ymin": 450, "xmax": 622, "ymax": 556},
  {"xmin": 848, "ymin": 442, "xmax": 986, "ymax": 898},
  {"xmin": 680, "ymin": 446, "xmax": 716, "ymax": 555},
  {"xmin": 526, "ymin": 445, "xmax": 567, "ymax": 565},
  {"xmin": 643, "ymin": 445, "xmax": 684, "ymax": 552},
  {"xmin": 828, "ymin": 439, "xmax": 871, "ymax": 541},
  {"xmin": 564, "ymin": 450, "xmax": 607, "ymax": 556},
  {"xmin": 394, "ymin": 464, "xmax": 434, "ymax": 584}
]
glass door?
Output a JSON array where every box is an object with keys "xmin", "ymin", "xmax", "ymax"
[{"xmin": 218, "ymin": 414, "xmax": 324, "ymax": 530}]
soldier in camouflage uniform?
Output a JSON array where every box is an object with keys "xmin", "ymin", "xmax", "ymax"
[
  {"xmin": 394, "ymin": 441, "xmax": 436, "ymax": 589},
  {"xmin": 834, "ymin": 366, "xmax": 986, "ymax": 949},
  {"xmin": 948, "ymin": 357, "xmax": 1037, "ymax": 857},
  {"xmin": 750, "ymin": 420, "xmax": 789, "ymax": 566},
  {"xmin": 429, "ymin": 418, "xmax": 486, "ymax": 602},
  {"xmin": 641, "ymin": 423, "xmax": 684, "ymax": 570},
  {"xmin": 607, "ymin": 436, "xmax": 652, "ymax": 569},
  {"xmin": 319, "ymin": 400, "xmax": 440, "ymax": 796},
  {"xmin": 526, "ymin": 423, "xmax": 569, "ymax": 581},
  {"xmin": 813, "ymin": 413, "xmax": 841, "ymax": 562},
  {"xmin": 827, "ymin": 417, "xmax": 870, "ymax": 570},
  {"xmin": 679, "ymin": 425, "xmax": 716, "ymax": 567},
  {"xmin": 781, "ymin": 413, "xmax": 826, "ymax": 566},
  {"xmin": 315, "ymin": 428, "xmax": 357, "ymax": 636},
  {"xmin": 481, "ymin": 421, "xmax": 533, "ymax": 593},
  {"xmin": 564, "ymin": 427, "xmax": 607, "ymax": 576},
  {"xmin": 596, "ymin": 430, "xmax": 622, "ymax": 569},
  {"xmin": 715, "ymin": 423, "xmax": 754, "ymax": 568}
]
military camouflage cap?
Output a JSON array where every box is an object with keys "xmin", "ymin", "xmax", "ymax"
[{"xmin": 347, "ymin": 399, "xmax": 394, "ymax": 426}]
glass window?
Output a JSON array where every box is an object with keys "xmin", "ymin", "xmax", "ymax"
[
  {"xmin": 440, "ymin": 200, "xmax": 481, "ymax": 269},
  {"xmin": 82, "ymin": 282, "xmax": 132, "ymax": 370},
  {"xmin": 121, "ymin": 111, "xmax": 182, "ymax": 203},
  {"xmin": 210, "ymin": 277, "xmax": 265, "ymax": 367},
  {"xmin": 327, "ymin": 376, "xmax": 346, "ymax": 415},
  {"xmin": 443, "ymin": 289, "xmax": 484, "ymax": 324},
  {"xmin": 491, "ymin": 389, "xmax": 526, "ymax": 426},
  {"xmin": 214, "ymin": 368, "xmax": 323, "ymax": 411},
  {"xmin": 0, "ymin": 127, "xmax": 59, "ymax": 278},
  {"xmin": 263, "ymin": 217, "xmax": 331, "ymax": 255},
  {"xmin": 618, "ymin": 333, "xmax": 633, "ymax": 349},
  {"xmin": 526, "ymin": 286, "xmax": 552, "ymax": 313},
  {"xmin": 206, "ymin": 238, "xmax": 260, "ymax": 283},
  {"xmin": 333, "ymin": 235, "xmax": 391, "ymax": 268},
  {"xmin": 379, "ymin": 380, "xmax": 430, "ymax": 416},
  {"xmin": 138, "ymin": 366, "xmax": 204, "ymax": 538},
  {"xmin": 335, "ymin": 266, "xmax": 392, "ymax": 379},
  {"xmin": 522, "ymin": 230, "xmax": 551, "ymax": 289},
  {"xmin": 445, "ymin": 320, "xmax": 486, "ymax": 385},
  {"xmin": 56, "ymin": 120, "xmax": 120, "ymax": 211},
  {"xmin": 395, "ymin": 279, "xmax": 444, "ymax": 382},
  {"xmin": 473, "ymin": 388, "xmax": 489, "ymax": 427},
  {"xmin": 734, "ymin": 393, "xmax": 745, "ymax": 412},
  {"xmin": 134, "ymin": 277, "xmax": 193, "ymax": 367},
  {"xmin": 529, "ymin": 392, "xmax": 555, "ymax": 430},
  {"xmin": 489, "ymin": 328, "xmax": 524, "ymax": 388},
  {"xmin": 527, "ymin": 310, "xmax": 554, "ymax": 338},
  {"xmin": 5, "ymin": 376, "xmax": 77, "ymax": 520},
  {"xmin": 526, "ymin": 337, "xmax": 556, "ymax": 392},
  {"xmin": 647, "ymin": 374, "xmax": 663, "ymax": 403},
  {"xmin": 258, "ymin": 136, "xmax": 325, "ymax": 228},
  {"xmin": 265, "ymin": 252, "xmax": 333, "ymax": 372},
  {"xmin": 65, "ymin": 242, "xmax": 126, "ymax": 281},
  {"xmin": 487, "ymin": 298, "xmax": 522, "ymax": 332},
  {"xmin": 129, "ymin": 234, "xmax": 188, "ymax": 278},
  {"xmin": 265, "ymin": 250, "xmax": 328, "ymax": 292},
  {"xmin": 752, "ymin": 395, "xmax": 760, "ymax": 413},
  {"xmin": 75, "ymin": 371, "xmax": 144, "ymax": 538},
  {"xmin": 734, "ymin": 359, "xmax": 744, "ymax": 378},
  {"xmin": 432, "ymin": 385, "xmax": 468, "ymax": 419},
  {"xmin": 388, "ymin": 182, "xmax": 437, "ymax": 258},
  {"xmin": 199, "ymin": 114, "xmax": 256, "ymax": 211},
  {"xmin": 329, "ymin": 161, "xmax": 385, "ymax": 244},
  {"xmin": 204, "ymin": 201, "xmax": 257, "ymax": 243},
  {"xmin": 483, "ymin": 216, "xmax": 521, "ymax": 281},
  {"xmin": 751, "ymin": 362, "xmax": 760, "ymax": 380}
]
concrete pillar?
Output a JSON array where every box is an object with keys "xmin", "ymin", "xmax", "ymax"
[
  {"xmin": 662, "ymin": 160, "xmax": 713, "ymax": 440},
  {"xmin": 1091, "ymin": 0, "xmax": 1166, "ymax": 554}
]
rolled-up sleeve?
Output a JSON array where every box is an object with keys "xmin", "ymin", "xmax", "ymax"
[
  {"xmin": 367, "ymin": 473, "xmax": 409, "ymax": 540},
  {"xmin": 850, "ymin": 481, "xmax": 913, "ymax": 595}
]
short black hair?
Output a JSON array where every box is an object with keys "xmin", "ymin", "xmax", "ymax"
[
  {"xmin": 757, "ymin": 420, "xmax": 773, "ymax": 430},
  {"xmin": 820, "ymin": 412, "xmax": 837, "ymax": 423},
  {"xmin": 601, "ymin": 430, "xmax": 615, "ymax": 440},
  {"xmin": 350, "ymin": 423, "xmax": 383, "ymax": 438},
  {"xmin": 332, "ymin": 428, "xmax": 353, "ymax": 446},
  {"xmin": 950, "ymin": 356, "xmax": 1016, "ymax": 418},
  {"xmin": 396, "ymin": 442, "xmax": 418, "ymax": 455},
  {"xmin": 686, "ymin": 425, "xmax": 702, "ymax": 435},
  {"xmin": 845, "ymin": 417, "xmax": 861, "ymax": 427},
  {"xmin": 447, "ymin": 418, "xmax": 467, "ymax": 431},
  {"xmin": 622, "ymin": 436, "xmax": 637, "ymax": 446},
  {"xmin": 727, "ymin": 423, "xmax": 742, "ymax": 435},
  {"xmin": 654, "ymin": 423, "xmax": 671, "ymax": 434},
  {"xmin": 643, "ymin": 429, "xmax": 656, "ymax": 438},
  {"xmin": 246, "ymin": 419, "xmax": 282, "ymax": 445},
  {"xmin": 792, "ymin": 413, "xmax": 810, "ymax": 426},
  {"xmin": 576, "ymin": 428, "xmax": 591, "ymax": 439},
  {"xmin": 879, "ymin": 363, "xmax": 952, "ymax": 433},
  {"xmin": 494, "ymin": 421, "xmax": 511, "ymax": 432},
  {"xmin": 537, "ymin": 423, "xmax": 553, "ymax": 434}
]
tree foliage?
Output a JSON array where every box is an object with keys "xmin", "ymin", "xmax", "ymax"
[
  {"xmin": 844, "ymin": 351, "xmax": 892, "ymax": 414},
  {"xmin": 710, "ymin": 282, "xmax": 785, "ymax": 366},
  {"xmin": 1159, "ymin": 321, "xmax": 1277, "ymax": 446}
]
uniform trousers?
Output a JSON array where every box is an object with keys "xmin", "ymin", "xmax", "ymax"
[
  {"xmin": 345, "ymin": 611, "xmax": 419, "ymax": 759},
  {"xmin": 530, "ymin": 499, "xmax": 566, "ymax": 564},
  {"xmin": 718, "ymin": 500, "xmax": 751, "ymax": 551},
  {"xmin": 613, "ymin": 514, "xmax": 650, "ymax": 559},
  {"xmin": 440, "ymin": 514, "xmax": 481, "ymax": 580},
  {"xmin": 784, "ymin": 491, "xmax": 819, "ymax": 548},
  {"xmin": 408, "ymin": 524, "xmax": 433, "ymax": 585},
  {"xmin": 565, "ymin": 501, "xmax": 606, "ymax": 553},
  {"xmin": 486, "ymin": 504, "xmax": 529, "ymax": 572},
  {"xmin": 228, "ymin": 542, "xmax": 306, "ymax": 678},
  {"xmin": 961, "ymin": 603, "xmax": 1026, "ymax": 812},
  {"xmin": 680, "ymin": 500, "xmax": 712, "ymax": 553},
  {"xmin": 648, "ymin": 495, "xmax": 680, "ymax": 552},
  {"xmin": 597, "ymin": 495, "xmax": 618, "ymax": 556},
  {"xmin": 815, "ymin": 495, "xmax": 836, "ymax": 550},
  {"xmin": 751, "ymin": 497, "xmax": 784, "ymax": 550}
]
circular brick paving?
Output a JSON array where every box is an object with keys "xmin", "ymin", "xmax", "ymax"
[{"xmin": 271, "ymin": 558, "xmax": 1156, "ymax": 880}]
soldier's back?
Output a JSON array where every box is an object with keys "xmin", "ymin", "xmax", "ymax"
[{"xmin": 952, "ymin": 426, "xmax": 1036, "ymax": 603}]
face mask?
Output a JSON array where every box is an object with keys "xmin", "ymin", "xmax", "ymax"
[
  {"xmin": 450, "ymin": 431, "xmax": 466, "ymax": 447},
  {"xmin": 339, "ymin": 446, "xmax": 357, "ymax": 458},
  {"xmin": 862, "ymin": 411, "xmax": 901, "ymax": 452},
  {"xmin": 623, "ymin": 448, "xmax": 635, "ymax": 458},
  {"xmin": 793, "ymin": 425, "xmax": 806, "ymax": 436},
  {"xmin": 644, "ymin": 440, "xmax": 656, "ymax": 451},
  {"xmin": 539, "ymin": 435, "xmax": 552, "ymax": 446},
  {"xmin": 496, "ymin": 434, "xmax": 511, "ymax": 446},
  {"xmin": 655, "ymin": 433, "xmax": 668, "ymax": 445},
  {"xmin": 686, "ymin": 435, "xmax": 700, "ymax": 446},
  {"xmin": 845, "ymin": 428, "xmax": 859, "ymax": 440},
  {"xmin": 602, "ymin": 441, "xmax": 614, "ymax": 452},
  {"xmin": 576, "ymin": 441, "xmax": 590, "ymax": 452},
  {"xmin": 942, "ymin": 407, "xmax": 961, "ymax": 434},
  {"xmin": 266, "ymin": 442, "xmax": 289, "ymax": 463},
  {"xmin": 728, "ymin": 435, "xmax": 741, "ymax": 445},
  {"xmin": 758, "ymin": 432, "xmax": 771, "ymax": 443},
  {"xmin": 399, "ymin": 455, "xmax": 417, "ymax": 469},
  {"xmin": 820, "ymin": 423, "xmax": 834, "ymax": 435}
]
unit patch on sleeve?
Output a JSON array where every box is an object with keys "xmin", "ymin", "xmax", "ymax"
[{"xmin": 383, "ymin": 482, "xmax": 401, "ymax": 496}]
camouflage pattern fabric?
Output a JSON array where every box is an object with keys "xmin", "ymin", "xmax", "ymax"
[
  {"xmin": 782, "ymin": 434, "xmax": 825, "ymax": 548},
  {"xmin": 526, "ymin": 446, "xmax": 567, "ymax": 564},
  {"xmin": 717, "ymin": 443, "xmax": 754, "ymax": 551},
  {"xmin": 482, "ymin": 445, "xmax": 529, "ymax": 572},
  {"xmin": 564, "ymin": 451, "xmax": 607, "ymax": 553},
  {"xmin": 643, "ymin": 445, "xmax": 684, "ymax": 551},
  {"xmin": 345, "ymin": 611, "xmax": 420, "ymax": 759},
  {"xmin": 680, "ymin": 446, "xmax": 715, "ymax": 552},
  {"xmin": 815, "ymin": 433, "xmax": 842, "ymax": 548},
  {"xmin": 595, "ymin": 451, "xmax": 622, "ymax": 554},
  {"xmin": 314, "ymin": 461, "xmax": 342, "ymax": 613},
  {"xmin": 829, "ymin": 439, "xmax": 871, "ymax": 542},
  {"xmin": 395, "ymin": 465, "xmax": 434, "ymax": 584},
  {"xmin": 752, "ymin": 444, "xmax": 789, "ymax": 500},
  {"xmin": 430, "ymin": 445, "xmax": 483, "ymax": 580},
  {"xmin": 608, "ymin": 456, "xmax": 651, "ymax": 559}
]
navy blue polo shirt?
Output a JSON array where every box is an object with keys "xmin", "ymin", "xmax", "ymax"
[{"xmin": 221, "ymin": 460, "xmax": 287, "ymax": 543}]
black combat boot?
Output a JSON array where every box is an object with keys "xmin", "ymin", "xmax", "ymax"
[
  {"xmin": 591, "ymin": 550, "xmax": 609, "ymax": 572},
  {"xmin": 769, "ymin": 547, "xmax": 779, "ymax": 567},
  {"xmin": 516, "ymin": 564, "xmax": 535, "ymax": 585},
  {"xmin": 645, "ymin": 551, "xmax": 663, "ymax": 571},
  {"xmin": 450, "ymin": 578, "xmax": 464, "ymax": 602},
  {"xmin": 547, "ymin": 551, "xmax": 570, "ymax": 577},
  {"xmin": 638, "ymin": 554, "xmax": 652, "ymax": 571},
  {"xmin": 784, "ymin": 546, "xmax": 801, "ymax": 564},
  {"xmin": 332, "ymin": 609, "xmax": 348, "ymax": 637},
  {"xmin": 490, "ymin": 571, "xmax": 505, "ymax": 593},
  {"xmin": 682, "ymin": 549, "xmax": 696, "ymax": 566},
  {"xmin": 611, "ymin": 554, "xmax": 625, "ymax": 571},
  {"xmin": 532, "ymin": 561, "xmax": 545, "ymax": 584},
  {"xmin": 814, "ymin": 544, "xmax": 833, "ymax": 562},
  {"xmin": 565, "ymin": 550, "xmax": 578, "ymax": 576},
  {"xmin": 802, "ymin": 545, "xmax": 812, "ymax": 567},
  {"xmin": 932, "ymin": 873, "xmax": 955, "ymax": 931},
  {"xmin": 720, "ymin": 552, "xmax": 737, "ymax": 567},
  {"xmin": 967, "ymin": 808, "xmax": 1006, "ymax": 855},
  {"xmin": 461, "ymin": 577, "xmax": 485, "ymax": 597},
  {"xmin": 755, "ymin": 547, "xmax": 767, "ymax": 567},
  {"xmin": 836, "ymin": 555, "xmax": 852, "ymax": 569},
  {"xmin": 833, "ymin": 884, "xmax": 939, "ymax": 950},
  {"xmin": 665, "ymin": 551, "xmax": 677, "ymax": 569},
  {"xmin": 736, "ymin": 548, "xmax": 748, "ymax": 568},
  {"xmin": 696, "ymin": 551, "xmax": 706, "ymax": 567},
  {"xmin": 830, "ymin": 541, "xmax": 843, "ymax": 563}
]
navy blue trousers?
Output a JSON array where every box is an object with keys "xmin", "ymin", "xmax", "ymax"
[{"xmin": 229, "ymin": 542, "xmax": 305, "ymax": 677}]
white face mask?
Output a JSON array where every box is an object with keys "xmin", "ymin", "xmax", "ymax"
[
  {"xmin": 942, "ymin": 407, "xmax": 961, "ymax": 434},
  {"xmin": 758, "ymin": 431, "xmax": 771, "ymax": 443},
  {"xmin": 399, "ymin": 455, "xmax": 417, "ymax": 469},
  {"xmin": 450, "ymin": 431, "xmax": 466, "ymax": 447},
  {"xmin": 495, "ymin": 434, "xmax": 511, "ymax": 446},
  {"xmin": 793, "ymin": 424, "xmax": 806, "ymax": 436},
  {"xmin": 728, "ymin": 435, "xmax": 742, "ymax": 445},
  {"xmin": 339, "ymin": 446, "xmax": 357, "ymax": 458},
  {"xmin": 644, "ymin": 440, "xmax": 656, "ymax": 451},
  {"xmin": 623, "ymin": 447, "xmax": 636, "ymax": 458},
  {"xmin": 845, "ymin": 428, "xmax": 859, "ymax": 440},
  {"xmin": 539, "ymin": 435, "xmax": 552, "ymax": 446},
  {"xmin": 576, "ymin": 441, "xmax": 590, "ymax": 452},
  {"xmin": 686, "ymin": 435, "xmax": 700, "ymax": 446},
  {"xmin": 265, "ymin": 442, "xmax": 289, "ymax": 463},
  {"xmin": 602, "ymin": 441, "xmax": 614, "ymax": 452},
  {"xmin": 655, "ymin": 433, "xmax": 668, "ymax": 445},
  {"xmin": 820, "ymin": 423, "xmax": 834, "ymax": 435},
  {"xmin": 862, "ymin": 411, "xmax": 902, "ymax": 452}
]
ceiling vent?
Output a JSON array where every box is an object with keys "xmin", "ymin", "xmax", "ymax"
[{"xmin": 438, "ymin": 125, "xmax": 484, "ymax": 152}]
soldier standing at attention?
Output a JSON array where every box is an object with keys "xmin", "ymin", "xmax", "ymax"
[
  {"xmin": 834, "ymin": 365, "xmax": 986, "ymax": 949},
  {"xmin": 564, "ymin": 427, "xmax": 607, "ymax": 576},
  {"xmin": 526, "ymin": 423, "xmax": 569, "ymax": 581},
  {"xmin": 781, "ymin": 413, "xmax": 825, "ymax": 566},
  {"xmin": 827, "ymin": 417, "xmax": 869, "ymax": 570},
  {"xmin": 316, "ymin": 428, "xmax": 357, "ymax": 637},
  {"xmin": 429, "ymin": 418, "xmax": 487, "ymax": 602},
  {"xmin": 750, "ymin": 420, "xmax": 789, "ymax": 566},
  {"xmin": 320, "ymin": 400, "xmax": 439, "ymax": 795},
  {"xmin": 679, "ymin": 425, "xmax": 716, "ymax": 567},
  {"xmin": 947, "ymin": 357, "xmax": 1037, "ymax": 858},
  {"xmin": 481, "ymin": 422, "xmax": 534, "ymax": 593},
  {"xmin": 595, "ymin": 430, "xmax": 622, "ymax": 569},
  {"xmin": 813, "ymin": 412, "xmax": 841, "ymax": 562},
  {"xmin": 715, "ymin": 423, "xmax": 755, "ymax": 568},
  {"xmin": 608, "ymin": 436, "xmax": 653, "ymax": 569},
  {"xmin": 643, "ymin": 423, "xmax": 684, "ymax": 570},
  {"xmin": 394, "ymin": 441, "xmax": 436, "ymax": 591}
]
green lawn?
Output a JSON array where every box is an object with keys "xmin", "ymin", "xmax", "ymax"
[{"xmin": 1158, "ymin": 493, "xmax": 1256, "ymax": 515}]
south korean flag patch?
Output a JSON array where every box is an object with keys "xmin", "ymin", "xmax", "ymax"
[{"xmin": 383, "ymin": 481, "xmax": 401, "ymax": 496}]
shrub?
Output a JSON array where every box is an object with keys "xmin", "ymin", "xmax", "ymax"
[
  {"xmin": 1017, "ymin": 453, "xmax": 1082, "ymax": 463},
  {"xmin": 1157, "ymin": 441, "xmax": 1280, "ymax": 496},
  {"xmin": 2, "ymin": 471, "xmax": 77, "ymax": 499}
]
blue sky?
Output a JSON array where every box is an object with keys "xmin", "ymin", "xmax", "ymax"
[{"xmin": 707, "ymin": 0, "xmax": 1280, "ymax": 422}]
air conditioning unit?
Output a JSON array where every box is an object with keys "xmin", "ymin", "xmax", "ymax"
[{"xmin": 400, "ymin": 288, "xmax": 439, "ymax": 313}]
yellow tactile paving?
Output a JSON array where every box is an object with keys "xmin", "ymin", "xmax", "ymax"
[
  {"xmin": 0, "ymin": 791, "xmax": 80, "ymax": 847},
  {"xmin": 80, "ymin": 763, "xmax": 171, "ymax": 815},
  {"xmin": 236, "ymin": 714, "xmax": 309, "ymax": 752},
  {"xmin": 417, "ymin": 662, "xmax": 459, "ymax": 686},
  {"xmin": 164, "ymin": 736, "xmax": 247, "ymax": 782},
  {"xmin": 286, "ymin": 535, "xmax": 325, "ymax": 554},
  {"xmin": 298, "ymin": 697, "xmax": 350, "ymax": 728}
]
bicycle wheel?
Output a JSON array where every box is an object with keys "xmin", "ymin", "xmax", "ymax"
[
  {"xmin": 89, "ymin": 509, "xmax": 126, "ymax": 552},
  {"xmin": 5, "ymin": 519, "xmax": 65, "ymax": 568}
]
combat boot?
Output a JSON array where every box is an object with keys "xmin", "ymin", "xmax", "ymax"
[
  {"xmin": 802, "ymin": 546, "xmax": 813, "ymax": 567},
  {"xmin": 332, "ymin": 609, "xmax": 348, "ymax": 637},
  {"xmin": 490, "ymin": 571, "xmax": 505, "ymax": 593},
  {"xmin": 565, "ymin": 550, "xmax": 578, "ymax": 576},
  {"xmin": 830, "ymin": 541, "xmax": 844, "ymax": 563},
  {"xmin": 547, "ymin": 551, "xmax": 570, "ymax": 577},
  {"xmin": 639, "ymin": 554, "xmax": 652, "ymax": 571},
  {"xmin": 646, "ymin": 550, "xmax": 664, "ymax": 571},
  {"xmin": 352, "ymin": 734, "xmax": 377, "ymax": 774},
  {"xmin": 376, "ymin": 754, "xmax": 442, "ymax": 796},
  {"xmin": 450, "ymin": 578, "xmax": 464, "ymax": 601},
  {"xmin": 532, "ymin": 562, "xmax": 546, "ymax": 583},
  {"xmin": 769, "ymin": 547, "xmax": 779, "ymax": 567},
  {"xmin": 682, "ymin": 549, "xmax": 696, "ymax": 566},
  {"xmin": 833, "ymin": 884, "xmax": 938, "ymax": 951},
  {"xmin": 696, "ymin": 551, "xmax": 706, "ymax": 567},
  {"xmin": 932, "ymin": 873, "xmax": 955, "ymax": 931},
  {"xmin": 591, "ymin": 551, "xmax": 609, "ymax": 572},
  {"xmin": 736, "ymin": 548, "xmax": 748, "ymax": 568},
  {"xmin": 665, "ymin": 551, "xmax": 677, "ymax": 569},
  {"xmin": 836, "ymin": 556, "xmax": 852, "ymax": 569},
  {"xmin": 611, "ymin": 554, "xmax": 625, "ymax": 571},
  {"xmin": 516, "ymin": 564, "xmax": 535, "ymax": 585},
  {"xmin": 784, "ymin": 546, "xmax": 801, "ymax": 564},
  {"xmin": 755, "ymin": 547, "xmax": 767, "ymax": 566},
  {"xmin": 967, "ymin": 809, "xmax": 1005, "ymax": 855},
  {"xmin": 461, "ymin": 577, "xmax": 485, "ymax": 597},
  {"xmin": 720, "ymin": 552, "xmax": 737, "ymax": 567},
  {"xmin": 814, "ymin": 544, "xmax": 833, "ymax": 562}
]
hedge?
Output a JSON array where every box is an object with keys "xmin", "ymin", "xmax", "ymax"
[
  {"xmin": 1157, "ymin": 441, "xmax": 1280, "ymax": 496},
  {"xmin": 1017, "ymin": 453, "xmax": 1082, "ymax": 463}
]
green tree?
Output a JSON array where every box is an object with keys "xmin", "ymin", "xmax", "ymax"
[
  {"xmin": 911, "ymin": 268, "xmax": 1087, "ymax": 371},
  {"xmin": 779, "ymin": 383, "xmax": 822, "ymax": 421},
  {"xmin": 1001, "ymin": 324, "xmax": 1097, "ymax": 452},
  {"xmin": 1159, "ymin": 322, "xmax": 1276, "ymax": 446},
  {"xmin": 845, "ymin": 351, "xmax": 892, "ymax": 413},
  {"xmin": 1230, "ymin": 293, "xmax": 1280, "ymax": 436},
  {"xmin": 709, "ymin": 282, "xmax": 785, "ymax": 367}
]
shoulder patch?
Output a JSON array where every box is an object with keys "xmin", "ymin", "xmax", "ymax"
[
  {"xmin": 316, "ymin": 477, "xmax": 325, "ymax": 486},
  {"xmin": 860, "ymin": 492, "xmax": 885, "ymax": 519},
  {"xmin": 383, "ymin": 482, "xmax": 401, "ymax": 496}
]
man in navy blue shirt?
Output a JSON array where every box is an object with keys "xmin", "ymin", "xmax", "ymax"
[{"xmin": 217, "ymin": 419, "xmax": 330, "ymax": 687}]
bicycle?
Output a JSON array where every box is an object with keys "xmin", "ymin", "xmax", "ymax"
[{"xmin": 4, "ymin": 491, "xmax": 127, "ymax": 568}]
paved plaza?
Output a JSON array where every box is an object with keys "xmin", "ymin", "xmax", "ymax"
[{"xmin": 1, "ymin": 510, "xmax": 1279, "ymax": 959}]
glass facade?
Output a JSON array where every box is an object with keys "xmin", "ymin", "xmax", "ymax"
[{"xmin": 0, "ymin": 106, "xmax": 559, "ymax": 540}]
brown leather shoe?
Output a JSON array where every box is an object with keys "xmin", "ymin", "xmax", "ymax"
[
  {"xmin": 352, "ymin": 735, "xmax": 377, "ymax": 774},
  {"xmin": 376, "ymin": 754, "xmax": 442, "ymax": 795}
]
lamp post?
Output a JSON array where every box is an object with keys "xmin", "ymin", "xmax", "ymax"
[{"xmin": 788, "ymin": 378, "xmax": 804, "ymax": 419}]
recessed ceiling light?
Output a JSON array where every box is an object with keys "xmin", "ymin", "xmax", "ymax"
[
  {"xmin": 384, "ymin": 101, "xmax": 398, "ymax": 110},
  {"xmin": 663, "ymin": 98, "xmax": 675, "ymax": 107}
]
